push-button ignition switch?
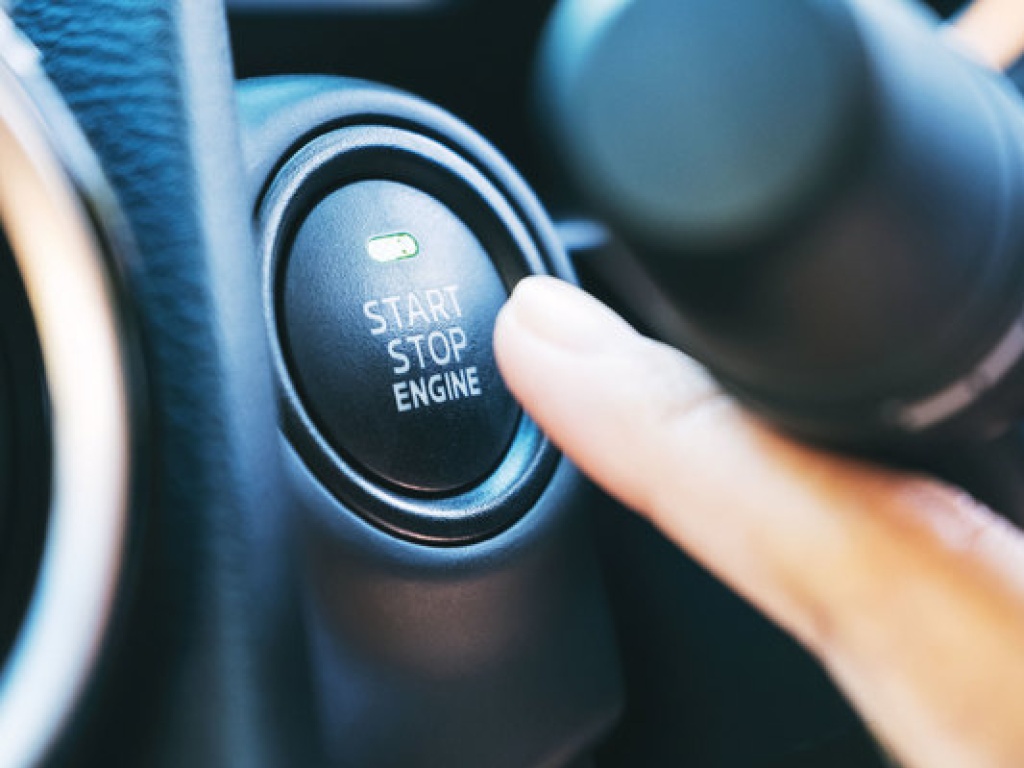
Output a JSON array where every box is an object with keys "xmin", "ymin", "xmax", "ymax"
[
  {"xmin": 362, "ymin": 285, "xmax": 483, "ymax": 414},
  {"xmin": 282, "ymin": 179, "xmax": 519, "ymax": 495}
]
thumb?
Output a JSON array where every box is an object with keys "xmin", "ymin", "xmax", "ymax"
[{"xmin": 494, "ymin": 276, "xmax": 1024, "ymax": 768}]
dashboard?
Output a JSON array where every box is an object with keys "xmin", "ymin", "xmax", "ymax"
[
  {"xmin": 228, "ymin": 2, "xmax": 969, "ymax": 766},
  {"xmin": 1, "ymin": 1, "xmax": 1018, "ymax": 766}
]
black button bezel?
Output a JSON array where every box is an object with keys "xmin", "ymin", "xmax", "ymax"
[{"xmin": 258, "ymin": 123, "xmax": 561, "ymax": 545}]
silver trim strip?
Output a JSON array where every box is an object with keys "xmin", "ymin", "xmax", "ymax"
[
  {"xmin": 894, "ymin": 315, "xmax": 1024, "ymax": 431},
  {"xmin": 0, "ymin": 16, "xmax": 131, "ymax": 768}
]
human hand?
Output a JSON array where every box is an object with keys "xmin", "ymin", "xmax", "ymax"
[
  {"xmin": 949, "ymin": 0, "xmax": 1024, "ymax": 69},
  {"xmin": 494, "ymin": 276, "xmax": 1024, "ymax": 768}
]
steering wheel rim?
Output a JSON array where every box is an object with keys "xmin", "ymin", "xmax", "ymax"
[
  {"xmin": 0, "ymin": 1, "xmax": 286, "ymax": 765},
  {"xmin": 0, "ymin": 20, "xmax": 134, "ymax": 766}
]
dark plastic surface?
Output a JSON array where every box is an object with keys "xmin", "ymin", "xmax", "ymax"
[
  {"xmin": 928, "ymin": 0, "xmax": 965, "ymax": 15},
  {"xmin": 0, "ymin": 232, "xmax": 49, "ymax": 671},
  {"xmin": 559, "ymin": 210, "xmax": 1024, "ymax": 768},
  {"xmin": 539, "ymin": 0, "xmax": 1024, "ymax": 449},
  {"xmin": 0, "ymin": 340, "xmax": 6, "ymax": 541},
  {"xmin": 590, "ymin": 494, "xmax": 876, "ymax": 768},
  {"xmin": 230, "ymin": 0, "xmax": 459, "ymax": 9},
  {"xmin": 246, "ymin": 78, "xmax": 570, "ymax": 543},
  {"xmin": 241, "ymin": 75, "xmax": 623, "ymax": 766},
  {"xmin": 230, "ymin": 1, "xmax": 558, "ymax": 195},
  {"xmin": 13, "ymin": 1, "xmax": 290, "ymax": 766},
  {"xmin": 543, "ymin": 0, "xmax": 869, "ymax": 251},
  {"xmin": 586, "ymin": 426, "xmax": 1024, "ymax": 768},
  {"xmin": 1012, "ymin": 55, "xmax": 1024, "ymax": 91},
  {"xmin": 290, "ymin": 446, "xmax": 623, "ymax": 768},
  {"xmin": 283, "ymin": 179, "xmax": 518, "ymax": 494},
  {"xmin": 224, "ymin": 5, "xmax": 1018, "ymax": 768}
]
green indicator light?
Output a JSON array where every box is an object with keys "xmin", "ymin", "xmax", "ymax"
[{"xmin": 367, "ymin": 232, "xmax": 420, "ymax": 263}]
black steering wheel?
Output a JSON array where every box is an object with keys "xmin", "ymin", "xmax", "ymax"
[{"xmin": 1, "ymin": 2, "xmax": 282, "ymax": 764}]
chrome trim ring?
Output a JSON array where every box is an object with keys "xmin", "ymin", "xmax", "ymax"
[{"xmin": 0, "ymin": 15, "xmax": 133, "ymax": 768}]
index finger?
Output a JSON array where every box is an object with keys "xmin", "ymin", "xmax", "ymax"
[
  {"xmin": 948, "ymin": 0, "xmax": 1024, "ymax": 69},
  {"xmin": 495, "ymin": 277, "xmax": 1024, "ymax": 768}
]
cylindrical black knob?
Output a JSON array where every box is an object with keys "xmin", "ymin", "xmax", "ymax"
[{"xmin": 539, "ymin": 0, "xmax": 1024, "ymax": 448}]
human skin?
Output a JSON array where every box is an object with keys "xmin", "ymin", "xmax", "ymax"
[
  {"xmin": 951, "ymin": 0, "xmax": 1024, "ymax": 68},
  {"xmin": 493, "ymin": 10, "xmax": 1024, "ymax": 765},
  {"xmin": 494, "ymin": 276, "xmax": 1024, "ymax": 768}
]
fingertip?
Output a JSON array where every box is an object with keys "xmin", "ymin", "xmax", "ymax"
[{"xmin": 497, "ymin": 276, "xmax": 638, "ymax": 356}]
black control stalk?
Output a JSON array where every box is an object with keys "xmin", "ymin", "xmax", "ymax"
[{"xmin": 539, "ymin": 0, "xmax": 1024, "ymax": 449}]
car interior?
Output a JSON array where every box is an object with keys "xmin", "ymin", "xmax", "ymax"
[{"xmin": 1, "ymin": 0, "xmax": 1023, "ymax": 766}]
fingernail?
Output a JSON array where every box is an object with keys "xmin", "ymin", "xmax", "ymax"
[{"xmin": 499, "ymin": 276, "xmax": 636, "ymax": 354}]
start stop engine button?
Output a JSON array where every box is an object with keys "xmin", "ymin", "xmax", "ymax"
[{"xmin": 282, "ymin": 179, "xmax": 519, "ymax": 494}]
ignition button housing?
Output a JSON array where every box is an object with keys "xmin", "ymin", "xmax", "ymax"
[
  {"xmin": 283, "ymin": 179, "xmax": 518, "ymax": 494},
  {"xmin": 248, "ymin": 78, "xmax": 571, "ymax": 544}
]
